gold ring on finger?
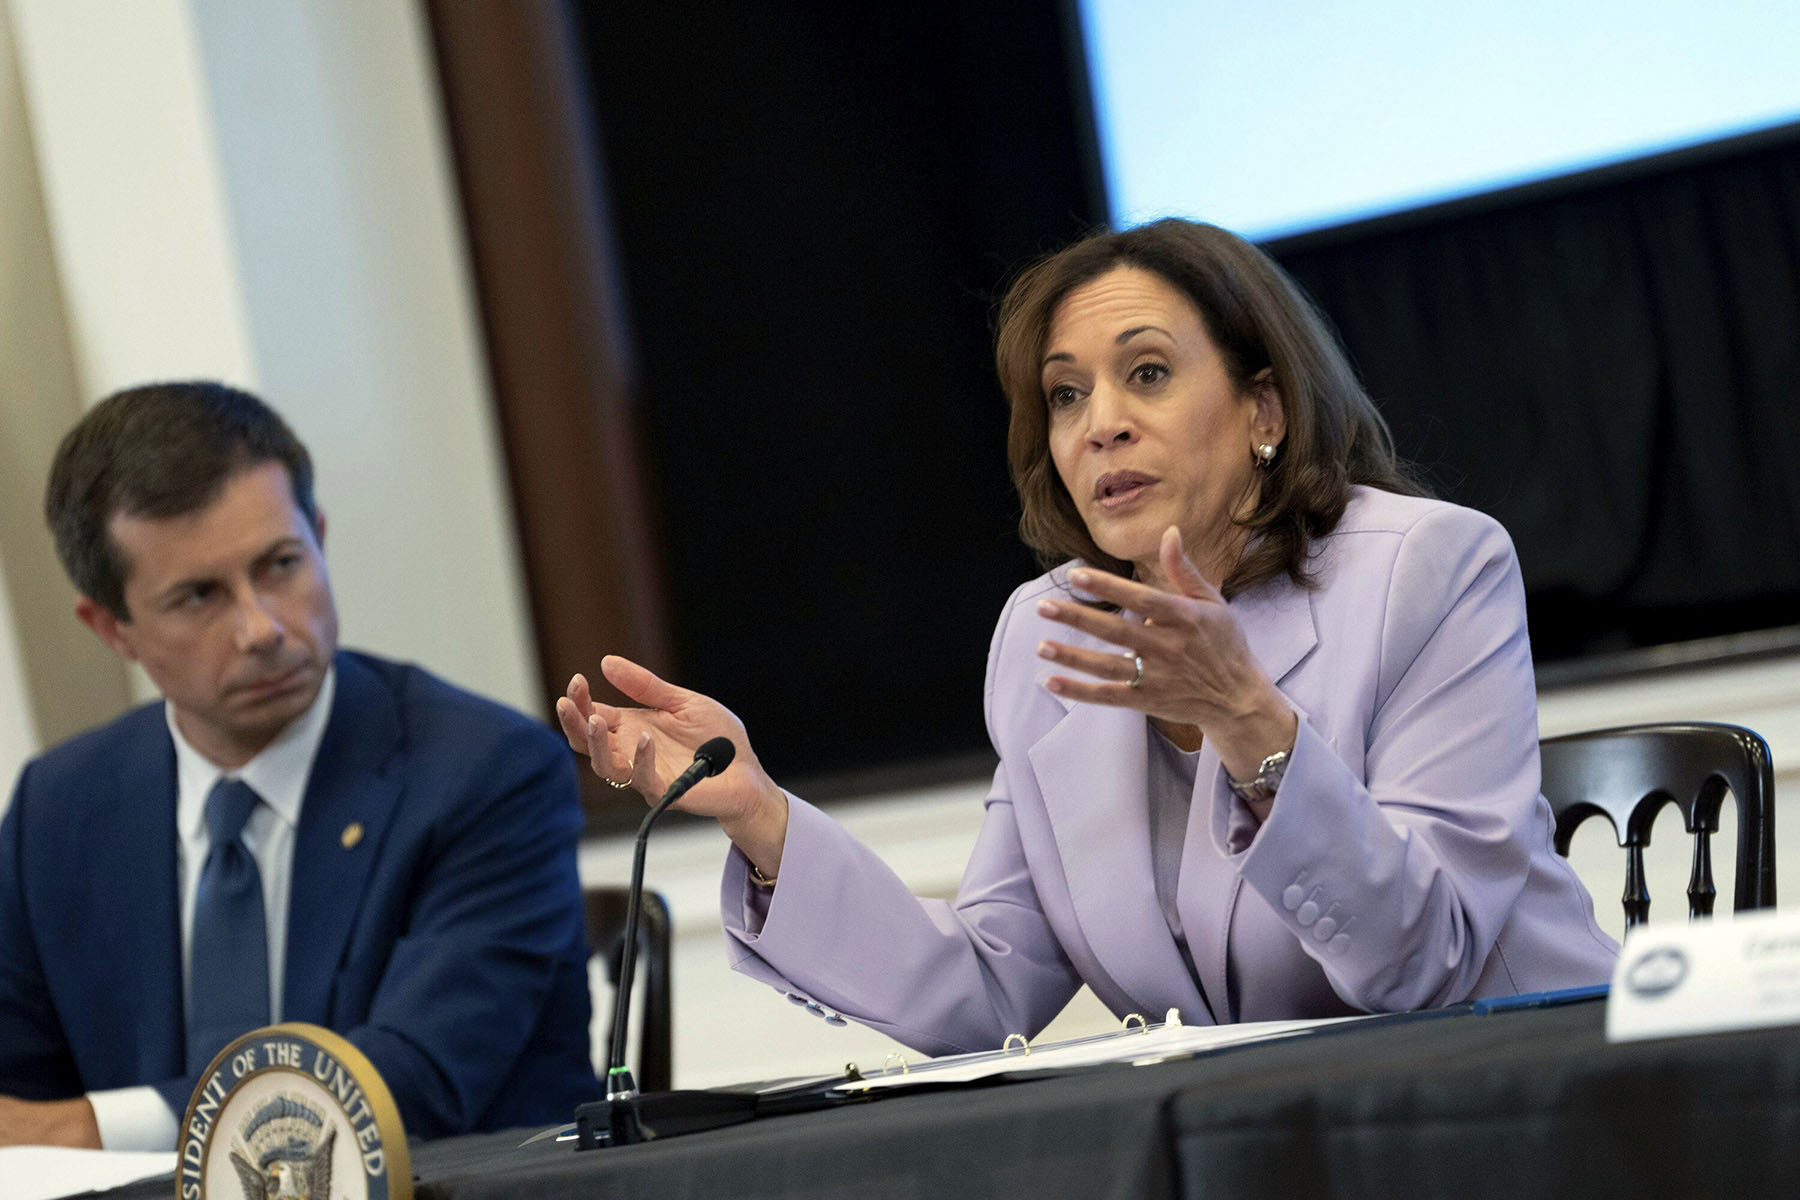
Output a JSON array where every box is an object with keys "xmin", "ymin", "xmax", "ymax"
[{"xmin": 602, "ymin": 775, "xmax": 634, "ymax": 790}]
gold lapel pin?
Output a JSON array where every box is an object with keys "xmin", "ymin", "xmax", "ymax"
[{"xmin": 341, "ymin": 822, "xmax": 364, "ymax": 850}]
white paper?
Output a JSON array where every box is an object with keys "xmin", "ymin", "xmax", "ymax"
[
  {"xmin": 0, "ymin": 1147, "xmax": 176, "ymax": 1200},
  {"xmin": 839, "ymin": 1014, "xmax": 1367, "ymax": 1092},
  {"xmin": 1607, "ymin": 906, "xmax": 1800, "ymax": 1042}
]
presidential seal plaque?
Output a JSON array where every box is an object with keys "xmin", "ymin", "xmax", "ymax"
[{"xmin": 177, "ymin": 1023, "xmax": 411, "ymax": 1200}]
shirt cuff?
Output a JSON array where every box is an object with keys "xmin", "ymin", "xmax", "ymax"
[
  {"xmin": 724, "ymin": 844, "xmax": 774, "ymax": 935},
  {"xmin": 88, "ymin": 1085, "xmax": 179, "ymax": 1152}
]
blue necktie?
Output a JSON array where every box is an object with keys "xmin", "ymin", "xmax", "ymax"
[{"xmin": 186, "ymin": 778, "xmax": 271, "ymax": 1073}]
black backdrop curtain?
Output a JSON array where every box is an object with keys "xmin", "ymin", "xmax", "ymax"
[
  {"xmin": 465, "ymin": 0, "xmax": 1799, "ymax": 802},
  {"xmin": 1271, "ymin": 127, "xmax": 1800, "ymax": 664},
  {"xmin": 568, "ymin": 0, "xmax": 1103, "ymax": 793}
]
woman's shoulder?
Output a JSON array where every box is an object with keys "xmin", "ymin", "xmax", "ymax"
[
  {"xmin": 1326, "ymin": 486, "xmax": 1512, "ymax": 550},
  {"xmin": 982, "ymin": 564, "xmax": 1086, "ymax": 727},
  {"xmin": 1298, "ymin": 488, "xmax": 1520, "ymax": 610},
  {"xmin": 1002, "ymin": 561, "xmax": 1079, "ymax": 607},
  {"xmin": 986, "ymin": 561, "xmax": 1105, "ymax": 663}
]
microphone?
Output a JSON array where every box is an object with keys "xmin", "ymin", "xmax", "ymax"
[
  {"xmin": 658, "ymin": 736, "xmax": 737, "ymax": 810},
  {"xmin": 580, "ymin": 737, "xmax": 745, "ymax": 1148}
]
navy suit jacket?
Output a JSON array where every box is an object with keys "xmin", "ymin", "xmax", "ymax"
[{"xmin": 0, "ymin": 650, "xmax": 598, "ymax": 1139}]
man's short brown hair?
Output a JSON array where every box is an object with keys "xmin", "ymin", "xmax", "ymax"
[{"xmin": 45, "ymin": 381, "xmax": 318, "ymax": 619}]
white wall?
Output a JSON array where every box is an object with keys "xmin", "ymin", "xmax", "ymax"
[
  {"xmin": 183, "ymin": 0, "xmax": 540, "ymax": 710},
  {"xmin": 0, "ymin": 0, "xmax": 139, "ymax": 757},
  {"xmin": 7, "ymin": 0, "xmax": 254, "ymax": 397},
  {"xmin": 0, "ymin": 548, "xmax": 37, "ymax": 813},
  {"xmin": 2, "ymin": 0, "xmax": 538, "ymax": 722}
]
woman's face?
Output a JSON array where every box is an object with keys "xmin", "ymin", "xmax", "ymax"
[{"xmin": 1042, "ymin": 265, "xmax": 1283, "ymax": 583}]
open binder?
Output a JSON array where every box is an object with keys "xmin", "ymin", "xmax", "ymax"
[
  {"xmin": 826, "ymin": 1009, "xmax": 1368, "ymax": 1094},
  {"xmin": 563, "ymin": 992, "xmax": 1607, "ymax": 1147},
  {"xmin": 573, "ymin": 1009, "xmax": 1368, "ymax": 1145},
  {"xmin": 784, "ymin": 990, "xmax": 1607, "ymax": 1103}
]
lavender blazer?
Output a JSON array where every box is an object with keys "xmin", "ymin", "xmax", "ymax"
[{"xmin": 723, "ymin": 488, "xmax": 1618, "ymax": 1055}]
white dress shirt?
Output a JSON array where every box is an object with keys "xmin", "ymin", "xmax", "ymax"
[{"xmin": 87, "ymin": 669, "xmax": 335, "ymax": 1151}]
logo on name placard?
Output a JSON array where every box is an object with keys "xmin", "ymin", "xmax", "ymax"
[
  {"xmin": 177, "ymin": 1023, "xmax": 411, "ymax": 1200},
  {"xmin": 1623, "ymin": 945, "xmax": 1690, "ymax": 999}
]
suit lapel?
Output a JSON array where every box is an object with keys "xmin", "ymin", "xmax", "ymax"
[
  {"xmin": 100, "ymin": 708, "xmax": 186, "ymax": 1080},
  {"xmin": 1176, "ymin": 740, "xmax": 1241, "ymax": 1024},
  {"xmin": 282, "ymin": 653, "xmax": 403, "ymax": 1023},
  {"xmin": 1030, "ymin": 696, "xmax": 1208, "ymax": 1019},
  {"xmin": 1232, "ymin": 571, "xmax": 1318, "ymax": 688},
  {"xmin": 1180, "ymin": 574, "xmax": 1318, "ymax": 1023}
]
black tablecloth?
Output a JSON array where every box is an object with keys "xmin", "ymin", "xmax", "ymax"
[
  {"xmin": 91, "ymin": 999, "xmax": 1800, "ymax": 1199},
  {"xmin": 1166, "ymin": 1002, "xmax": 1800, "ymax": 1198}
]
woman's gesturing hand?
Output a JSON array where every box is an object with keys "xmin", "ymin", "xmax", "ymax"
[
  {"xmin": 555, "ymin": 655, "xmax": 790, "ymax": 873},
  {"xmin": 1032, "ymin": 525, "xmax": 1296, "ymax": 782}
]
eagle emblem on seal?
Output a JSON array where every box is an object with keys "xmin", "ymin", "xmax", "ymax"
[{"xmin": 227, "ymin": 1094, "xmax": 335, "ymax": 1200}]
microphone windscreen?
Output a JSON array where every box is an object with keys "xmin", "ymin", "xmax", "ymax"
[{"xmin": 695, "ymin": 736, "xmax": 737, "ymax": 775}]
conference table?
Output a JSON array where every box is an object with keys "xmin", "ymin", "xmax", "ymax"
[{"xmin": 94, "ymin": 996, "xmax": 1800, "ymax": 1198}]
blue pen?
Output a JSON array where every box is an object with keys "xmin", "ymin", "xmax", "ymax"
[{"xmin": 1471, "ymin": 983, "xmax": 1610, "ymax": 1014}]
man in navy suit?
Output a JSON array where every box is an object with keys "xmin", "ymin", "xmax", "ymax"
[{"xmin": 0, "ymin": 382, "xmax": 597, "ymax": 1148}]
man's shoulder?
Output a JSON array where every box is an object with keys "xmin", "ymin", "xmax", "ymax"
[
  {"xmin": 327, "ymin": 651, "xmax": 577, "ymax": 841},
  {"xmin": 19, "ymin": 701, "xmax": 168, "ymax": 793},
  {"xmin": 334, "ymin": 649, "xmax": 559, "ymax": 757}
]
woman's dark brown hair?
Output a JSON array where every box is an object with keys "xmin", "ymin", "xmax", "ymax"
[{"xmin": 994, "ymin": 218, "xmax": 1426, "ymax": 597}]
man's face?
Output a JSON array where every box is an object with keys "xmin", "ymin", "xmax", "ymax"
[{"xmin": 77, "ymin": 461, "xmax": 339, "ymax": 768}]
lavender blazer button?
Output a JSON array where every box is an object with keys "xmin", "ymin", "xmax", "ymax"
[
  {"xmin": 1282, "ymin": 885, "xmax": 1305, "ymax": 910},
  {"xmin": 1295, "ymin": 900, "xmax": 1320, "ymax": 925}
]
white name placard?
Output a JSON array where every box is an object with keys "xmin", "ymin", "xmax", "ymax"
[{"xmin": 1607, "ymin": 907, "xmax": 1800, "ymax": 1042}]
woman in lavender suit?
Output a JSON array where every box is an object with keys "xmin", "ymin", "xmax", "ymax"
[{"xmin": 558, "ymin": 219, "xmax": 1618, "ymax": 1056}]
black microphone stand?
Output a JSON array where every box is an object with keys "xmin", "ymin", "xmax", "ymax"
[{"xmin": 575, "ymin": 739, "xmax": 759, "ymax": 1149}]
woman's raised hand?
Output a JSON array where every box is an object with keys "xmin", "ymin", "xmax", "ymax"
[
  {"xmin": 1031, "ymin": 525, "xmax": 1296, "ymax": 783},
  {"xmin": 555, "ymin": 656, "xmax": 790, "ymax": 871}
]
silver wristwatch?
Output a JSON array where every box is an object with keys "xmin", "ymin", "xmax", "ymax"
[{"xmin": 1227, "ymin": 749, "xmax": 1290, "ymax": 805}]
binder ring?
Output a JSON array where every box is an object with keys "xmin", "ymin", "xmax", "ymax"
[
  {"xmin": 1002, "ymin": 1033, "xmax": 1031, "ymax": 1056},
  {"xmin": 881, "ymin": 1052, "xmax": 910, "ymax": 1076},
  {"xmin": 1121, "ymin": 1012, "xmax": 1148, "ymax": 1034}
]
